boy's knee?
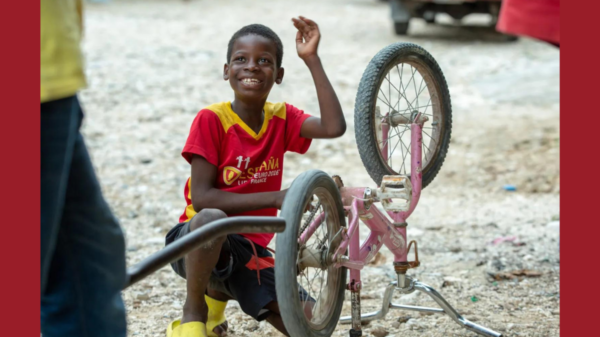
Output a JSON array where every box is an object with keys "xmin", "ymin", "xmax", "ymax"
[
  {"xmin": 189, "ymin": 209, "xmax": 228, "ymax": 247},
  {"xmin": 189, "ymin": 208, "xmax": 227, "ymax": 230}
]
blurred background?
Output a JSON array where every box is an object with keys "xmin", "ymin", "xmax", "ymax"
[{"xmin": 78, "ymin": 0, "xmax": 559, "ymax": 336}]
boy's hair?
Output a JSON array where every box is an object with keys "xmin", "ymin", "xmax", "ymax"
[{"xmin": 226, "ymin": 24, "xmax": 284, "ymax": 68}]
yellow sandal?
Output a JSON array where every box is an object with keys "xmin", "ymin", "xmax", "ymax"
[
  {"xmin": 166, "ymin": 320, "xmax": 207, "ymax": 337},
  {"xmin": 166, "ymin": 296, "xmax": 226, "ymax": 337},
  {"xmin": 206, "ymin": 294, "xmax": 228, "ymax": 337}
]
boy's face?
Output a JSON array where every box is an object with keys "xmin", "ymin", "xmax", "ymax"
[{"xmin": 224, "ymin": 34, "xmax": 284, "ymax": 101}]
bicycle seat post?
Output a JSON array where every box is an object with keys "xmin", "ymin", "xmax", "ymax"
[{"xmin": 394, "ymin": 261, "xmax": 412, "ymax": 291}]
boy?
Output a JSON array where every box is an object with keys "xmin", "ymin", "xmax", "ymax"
[{"xmin": 165, "ymin": 16, "xmax": 346, "ymax": 337}]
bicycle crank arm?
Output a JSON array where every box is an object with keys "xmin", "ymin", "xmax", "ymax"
[{"xmin": 339, "ymin": 281, "xmax": 503, "ymax": 337}]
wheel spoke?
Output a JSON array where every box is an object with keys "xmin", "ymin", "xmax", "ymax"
[
  {"xmin": 407, "ymin": 76, "xmax": 427, "ymax": 111},
  {"xmin": 421, "ymin": 139, "xmax": 432, "ymax": 163},
  {"xmin": 412, "ymin": 65, "xmax": 419, "ymax": 108},
  {"xmin": 391, "ymin": 125, "xmax": 407, "ymax": 174},
  {"xmin": 396, "ymin": 64, "xmax": 403, "ymax": 112},
  {"xmin": 388, "ymin": 126, "xmax": 408, "ymax": 163},
  {"xmin": 422, "ymin": 97, "xmax": 432, "ymax": 115},
  {"xmin": 378, "ymin": 132, "xmax": 401, "ymax": 146},
  {"xmin": 395, "ymin": 125, "xmax": 412, "ymax": 156},
  {"xmin": 398, "ymin": 128, "xmax": 405, "ymax": 174},
  {"xmin": 384, "ymin": 75, "xmax": 413, "ymax": 111},
  {"xmin": 378, "ymin": 88, "xmax": 392, "ymax": 108},
  {"xmin": 382, "ymin": 63, "xmax": 437, "ymax": 178},
  {"xmin": 298, "ymin": 195, "xmax": 333, "ymax": 322},
  {"xmin": 398, "ymin": 66, "xmax": 417, "ymax": 111},
  {"xmin": 401, "ymin": 139, "xmax": 410, "ymax": 171},
  {"xmin": 388, "ymin": 73, "xmax": 391, "ymax": 114},
  {"xmin": 377, "ymin": 96, "xmax": 396, "ymax": 113},
  {"xmin": 379, "ymin": 122, "xmax": 408, "ymax": 147},
  {"xmin": 383, "ymin": 76, "xmax": 400, "ymax": 99},
  {"xmin": 422, "ymin": 128, "xmax": 438, "ymax": 148},
  {"xmin": 392, "ymin": 125, "xmax": 411, "ymax": 174},
  {"xmin": 421, "ymin": 129, "xmax": 436, "ymax": 164}
]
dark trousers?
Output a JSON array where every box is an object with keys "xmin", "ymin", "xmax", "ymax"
[{"xmin": 41, "ymin": 96, "xmax": 127, "ymax": 337}]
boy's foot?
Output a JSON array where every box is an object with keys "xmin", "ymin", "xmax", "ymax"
[
  {"xmin": 206, "ymin": 294, "xmax": 228, "ymax": 337},
  {"xmin": 167, "ymin": 320, "xmax": 207, "ymax": 337}
]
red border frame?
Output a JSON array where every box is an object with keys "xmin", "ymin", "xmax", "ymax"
[
  {"xmin": 561, "ymin": 0, "xmax": 599, "ymax": 335},
  {"xmin": 15, "ymin": 1, "xmax": 597, "ymax": 336},
  {"xmin": 3, "ymin": 1, "xmax": 40, "ymax": 336}
]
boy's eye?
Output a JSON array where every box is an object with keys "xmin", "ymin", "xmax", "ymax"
[
  {"xmin": 235, "ymin": 56, "xmax": 245, "ymax": 62},
  {"xmin": 259, "ymin": 58, "xmax": 270, "ymax": 64}
]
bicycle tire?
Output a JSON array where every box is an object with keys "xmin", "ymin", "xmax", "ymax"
[
  {"xmin": 276, "ymin": 170, "xmax": 347, "ymax": 337},
  {"xmin": 394, "ymin": 21, "xmax": 410, "ymax": 35},
  {"xmin": 354, "ymin": 42, "xmax": 452, "ymax": 188}
]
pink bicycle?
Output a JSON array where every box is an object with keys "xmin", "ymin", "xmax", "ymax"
[{"xmin": 275, "ymin": 43, "xmax": 502, "ymax": 337}]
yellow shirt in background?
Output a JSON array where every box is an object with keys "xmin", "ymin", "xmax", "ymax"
[{"xmin": 40, "ymin": 0, "xmax": 87, "ymax": 103}]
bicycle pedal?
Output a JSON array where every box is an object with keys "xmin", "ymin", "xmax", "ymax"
[{"xmin": 378, "ymin": 175, "xmax": 412, "ymax": 212}]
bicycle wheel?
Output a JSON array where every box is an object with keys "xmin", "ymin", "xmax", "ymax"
[
  {"xmin": 276, "ymin": 170, "xmax": 347, "ymax": 337},
  {"xmin": 354, "ymin": 43, "xmax": 452, "ymax": 188}
]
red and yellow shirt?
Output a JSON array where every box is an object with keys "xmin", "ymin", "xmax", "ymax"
[{"xmin": 179, "ymin": 101, "xmax": 312, "ymax": 247}]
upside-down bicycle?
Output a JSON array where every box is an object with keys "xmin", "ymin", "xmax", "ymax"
[{"xmin": 275, "ymin": 42, "xmax": 503, "ymax": 337}]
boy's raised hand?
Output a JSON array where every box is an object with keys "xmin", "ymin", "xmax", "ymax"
[{"xmin": 292, "ymin": 16, "xmax": 320, "ymax": 61}]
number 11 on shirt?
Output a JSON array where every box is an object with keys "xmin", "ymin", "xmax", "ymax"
[{"xmin": 237, "ymin": 156, "xmax": 251, "ymax": 169}]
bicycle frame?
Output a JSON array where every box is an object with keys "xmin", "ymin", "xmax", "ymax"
[
  {"xmin": 298, "ymin": 116, "xmax": 502, "ymax": 337},
  {"xmin": 300, "ymin": 119, "xmax": 425, "ymax": 283},
  {"xmin": 333, "ymin": 121, "xmax": 424, "ymax": 279}
]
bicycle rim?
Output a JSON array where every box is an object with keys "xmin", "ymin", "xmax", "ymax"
[
  {"xmin": 297, "ymin": 186, "xmax": 344, "ymax": 331},
  {"xmin": 374, "ymin": 55, "xmax": 445, "ymax": 179}
]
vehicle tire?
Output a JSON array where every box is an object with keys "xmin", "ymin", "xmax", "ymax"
[
  {"xmin": 503, "ymin": 34, "xmax": 519, "ymax": 42},
  {"xmin": 394, "ymin": 21, "xmax": 410, "ymax": 35},
  {"xmin": 354, "ymin": 43, "xmax": 452, "ymax": 188},
  {"xmin": 276, "ymin": 170, "xmax": 347, "ymax": 337},
  {"xmin": 423, "ymin": 11, "xmax": 436, "ymax": 24}
]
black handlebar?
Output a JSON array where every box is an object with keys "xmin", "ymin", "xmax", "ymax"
[{"xmin": 124, "ymin": 216, "xmax": 286, "ymax": 289}]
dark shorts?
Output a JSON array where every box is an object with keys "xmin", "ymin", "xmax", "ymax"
[{"xmin": 165, "ymin": 221, "xmax": 314, "ymax": 321}]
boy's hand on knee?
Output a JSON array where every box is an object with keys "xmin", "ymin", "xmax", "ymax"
[{"xmin": 292, "ymin": 16, "xmax": 320, "ymax": 62}]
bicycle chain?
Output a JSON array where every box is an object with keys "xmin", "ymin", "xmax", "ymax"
[{"xmin": 299, "ymin": 200, "xmax": 321, "ymax": 235}]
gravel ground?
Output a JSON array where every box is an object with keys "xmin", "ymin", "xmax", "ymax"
[{"xmin": 79, "ymin": 0, "xmax": 560, "ymax": 336}]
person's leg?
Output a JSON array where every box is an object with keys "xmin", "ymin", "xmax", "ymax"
[
  {"xmin": 181, "ymin": 209, "xmax": 228, "ymax": 325},
  {"xmin": 41, "ymin": 96, "xmax": 80, "ymax": 295},
  {"xmin": 41, "ymin": 96, "xmax": 127, "ymax": 337},
  {"xmin": 263, "ymin": 300, "xmax": 315, "ymax": 336},
  {"xmin": 222, "ymin": 235, "xmax": 316, "ymax": 336},
  {"xmin": 264, "ymin": 302, "xmax": 288, "ymax": 335},
  {"xmin": 204, "ymin": 241, "xmax": 234, "ymax": 337}
]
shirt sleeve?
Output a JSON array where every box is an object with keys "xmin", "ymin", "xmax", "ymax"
[
  {"xmin": 284, "ymin": 103, "xmax": 313, "ymax": 154},
  {"xmin": 181, "ymin": 109, "xmax": 222, "ymax": 166}
]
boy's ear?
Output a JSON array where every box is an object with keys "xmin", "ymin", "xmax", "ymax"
[
  {"xmin": 223, "ymin": 64, "xmax": 230, "ymax": 80},
  {"xmin": 275, "ymin": 67, "xmax": 284, "ymax": 85}
]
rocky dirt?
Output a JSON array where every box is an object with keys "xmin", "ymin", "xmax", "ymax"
[{"xmin": 79, "ymin": 0, "xmax": 559, "ymax": 336}]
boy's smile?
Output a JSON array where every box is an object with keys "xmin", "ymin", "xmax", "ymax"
[
  {"xmin": 224, "ymin": 34, "xmax": 284, "ymax": 101},
  {"xmin": 239, "ymin": 77, "xmax": 263, "ymax": 89}
]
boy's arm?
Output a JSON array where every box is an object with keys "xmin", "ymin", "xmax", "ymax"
[
  {"xmin": 190, "ymin": 155, "xmax": 287, "ymax": 215},
  {"xmin": 292, "ymin": 16, "xmax": 346, "ymax": 139}
]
